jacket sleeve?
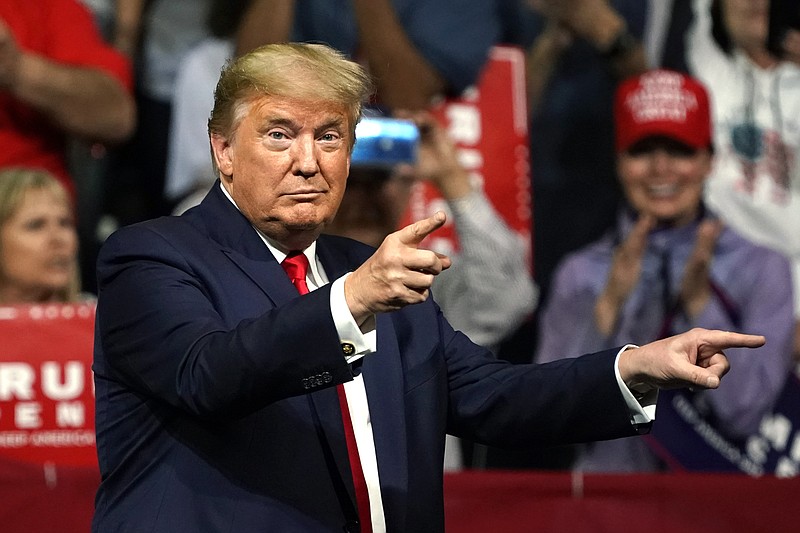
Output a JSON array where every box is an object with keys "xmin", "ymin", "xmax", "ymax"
[
  {"xmin": 439, "ymin": 307, "xmax": 640, "ymax": 448},
  {"xmin": 94, "ymin": 224, "xmax": 354, "ymax": 420}
]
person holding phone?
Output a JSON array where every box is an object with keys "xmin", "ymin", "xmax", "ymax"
[{"xmin": 325, "ymin": 113, "xmax": 537, "ymax": 359}]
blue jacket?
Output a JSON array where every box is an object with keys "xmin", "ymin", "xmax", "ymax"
[{"xmin": 92, "ymin": 182, "xmax": 638, "ymax": 532}]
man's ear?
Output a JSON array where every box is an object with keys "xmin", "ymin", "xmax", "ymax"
[{"xmin": 210, "ymin": 132, "xmax": 234, "ymax": 177}]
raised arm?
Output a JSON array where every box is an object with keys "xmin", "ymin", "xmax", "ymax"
[
  {"xmin": 112, "ymin": 0, "xmax": 147, "ymax": 58},
  {"xmin": 350, "ymin": 0, "xmax": 446, "ymax": 109},
  {"xmin": 399, "ymin": 110, "xmax": 537, "ymax": 349},
  {"xmin": 0, "ymin": 14, "xmax": 134, "ymax": 144},
  {"xmin": 525, "ymin": 0, "xmax": 648, "ymax": 114},
  {"xmin": 234, "ymin": 0, "xmax": 295, "ymax": 56}
]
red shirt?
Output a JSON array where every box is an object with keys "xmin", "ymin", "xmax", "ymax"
[{"xmin": 0, "ymin": 0, "xmax": 133, "ymax": 193}]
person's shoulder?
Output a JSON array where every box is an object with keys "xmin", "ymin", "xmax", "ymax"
[
  {"xmin": 548, "ymin": 237, "xmax": 612, "ymax": 293},
  {"xmin": 102, "ymin": 215, "xmax": 200, "ymax": 256},
  {"xmin": 562, "ymin": 234, "xmax": 614, "ymax": 269},
  {"xmin": 717, "ymin": 226, "xmax": 792, "ymax": 273},
  {"xmin": 777, "ymin": 59, "xmax": 800, "ymax": 78}
]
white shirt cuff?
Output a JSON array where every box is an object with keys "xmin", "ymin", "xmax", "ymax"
[
  {"xmin": 614, "ymin": 344, "xmax": 658, "ymax": 425},
  {"xmin": 329, "ymin": 274, "xmax": 377, "ymax": 363}
]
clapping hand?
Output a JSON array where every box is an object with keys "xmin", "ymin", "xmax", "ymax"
[
  {"xmin": 679, "ymin": 219, "xmax": 722, "ymax": 318},
  {"xmin": 594, "ymin": 214, "xmax": 655, "ymax": 336}
]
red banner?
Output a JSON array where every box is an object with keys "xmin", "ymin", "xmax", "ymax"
[
  {"xmin": 405, "ymin": 45, "xmax": 532, "ymax": 264},
  {"xmin": 0, "ymin": 303, "xmax": 96, "ymax": 467}
]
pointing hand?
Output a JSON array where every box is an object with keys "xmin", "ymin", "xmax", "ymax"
[{"xmin": 345, "ymin": 212, "xmax": 451, "ymax": 323}]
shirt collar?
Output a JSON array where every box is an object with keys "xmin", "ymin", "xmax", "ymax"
[{"xmin": 219, "ymin": 182, "xmax": 326, "ymax": 287}]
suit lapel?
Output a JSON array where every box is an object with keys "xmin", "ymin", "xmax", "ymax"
[
  {"xmin": 188, "ymin": 182, "xmax": 302, "ymax": 306},
  {"xmin": 221, "ymin": 249, "xmax": 298, "ymax": 307}
]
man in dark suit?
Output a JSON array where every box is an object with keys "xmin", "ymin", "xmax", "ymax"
[{"xmin": 91, "ymin": 42, "xmax": 764, "ymax": 533}]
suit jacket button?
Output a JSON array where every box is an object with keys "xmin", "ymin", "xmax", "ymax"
[
  {"xmin": 341, "ymin": 342, "xmax": 356, "ymax": 357},
  {"xmin": 301, "ymin": 378, "xmax": 310, "ymax": 389},
  {"xmin": 322, "ymin": 372, "xmax": 332, "ymax": 384}
]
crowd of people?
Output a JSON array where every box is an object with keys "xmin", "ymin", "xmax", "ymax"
[{"xmin": 1, "ymin": 0, "xmax": 798, "ymax": 512}]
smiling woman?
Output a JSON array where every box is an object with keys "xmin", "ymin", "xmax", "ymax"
[
  {"xmin": 534, "ymin": 69, "xmax": 796, "ymax": 474},
  {"xmin": 0, "ymin": 168, "xmax": 80, "ymax": 304}
]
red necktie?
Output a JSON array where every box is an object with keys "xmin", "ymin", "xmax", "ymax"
[{"xmin": 281, "ymin": 252, "xmax": 373, "ymax": 533}]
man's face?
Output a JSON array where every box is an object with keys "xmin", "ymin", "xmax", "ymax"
[
  {"xmin": 211, "ymin": 95, "xmax": 352, "ymax": 250},
  {"xmin": 617, "ymin": 137, "xmax": 712, "ymax": 226}
]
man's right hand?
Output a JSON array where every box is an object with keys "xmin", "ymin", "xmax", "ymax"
[{"xmin": 344, "ymin": 212, "xmax": 451, "ymax": 324}]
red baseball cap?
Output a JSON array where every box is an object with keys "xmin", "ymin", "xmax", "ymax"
[{"xmin": 614, "ymin": 70, "xmax": 712, "ymax": 153}]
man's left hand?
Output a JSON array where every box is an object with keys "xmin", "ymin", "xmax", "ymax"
[{"xmin": 618, "ymin": 328, "xmax": 765, "ymax": 392}]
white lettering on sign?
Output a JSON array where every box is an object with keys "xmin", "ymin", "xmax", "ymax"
[
  {"xmin": 55, "ymin": 401, "xmax": 85, "ymax": 427},
  {"xmin": 0, "ymin": 361, "xmax": 88, "ymax": 400},
  {"xmin": 446, "ymin": 105, "xmax": 481, "ymax": 145},
  {"xmin": 0, "ymin": 363, "xmax": 35, "ymax": 400},
  {"xmin": 0, "ymin": 429, "xmax": 95, "ymax": 449},
  {"xmin": 760, "ymin": 413, "xmax": 791, "ymax": 452},
  {"xmin": 775, "ymin": 456, "xmax": 799, "ymax": 477},
  {"xmin": 0, "ymin": 431, "xmax": 28, "ymax": 447},
  {"xmin": 456, "ymin": 149, "xmax": 484, "ymax": 171},
  {"xmin": 1, "ymin": 401, "xmax": 89, "ymax": 429},
  {"xmin": 790, "ymin": 432, "xmax": 800, "ymax": 462},
  {"xmin": 744, "ymin": 412, "xmax": 800, "ymax": 478},
  {"xmin": 42, "ymin": 361, "xmax": 84, "ymax": 400},
  {"xmin": 30, "ymin": 430, "xmax": 94, "ymax": 447},
  {"xmin": 16, "ymin": 402, "xmax": 42, "ymax": 429}
]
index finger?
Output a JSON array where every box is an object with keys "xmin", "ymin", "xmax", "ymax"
[
  {"xmin": 700, "ymin": 330, "xmax": 766, "ymax": 351},
  {"xmin": 397, "ymin": 211, "xmax": 447, "ymax": 246}
]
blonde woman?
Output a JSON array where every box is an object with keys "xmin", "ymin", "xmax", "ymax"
[{"xmin": 0, "ymin": 168, "xmax": 80, "ymax": 304}]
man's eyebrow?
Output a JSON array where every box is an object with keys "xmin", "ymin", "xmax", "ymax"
[
  {"xmin": 261, "ymin": 116, "xmax": 297, "ymax": 129},
  {"xmin": 259, "ymin": 116, "xmax": 346, "ymax": 133},
  {"xmin": 316, "ymin": 117, "xmax": 346, "ymax": 133}
]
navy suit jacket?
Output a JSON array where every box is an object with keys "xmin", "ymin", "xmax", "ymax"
[{"xmin": 92, "ymin": 182, "xmax": 641, "ymax": 532}]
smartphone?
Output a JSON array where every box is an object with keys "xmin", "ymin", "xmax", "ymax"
[
  {"xmin": 767, "ymin": 0, "xmax": 800, "ymax": 58},
  {"xmin": 351, "ymin": 117, "xmax": 419, "ymax": 168}
]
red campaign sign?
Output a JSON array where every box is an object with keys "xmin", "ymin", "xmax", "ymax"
[
  {"xmin": 404, "ymin": 45, "xmax": 532, "ymax": 265},
  {"xmin": 0, "ymin": 303, "xmax": 97, "ymax": 467}
]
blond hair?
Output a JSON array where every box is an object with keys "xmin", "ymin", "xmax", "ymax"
[
  {"xmin": 0, "ymin": 168, "xmax": 80, "ymax": 303},
  {"xmin": 208, "ymin": 42, "xmax": 374, "ymax": 149}
]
